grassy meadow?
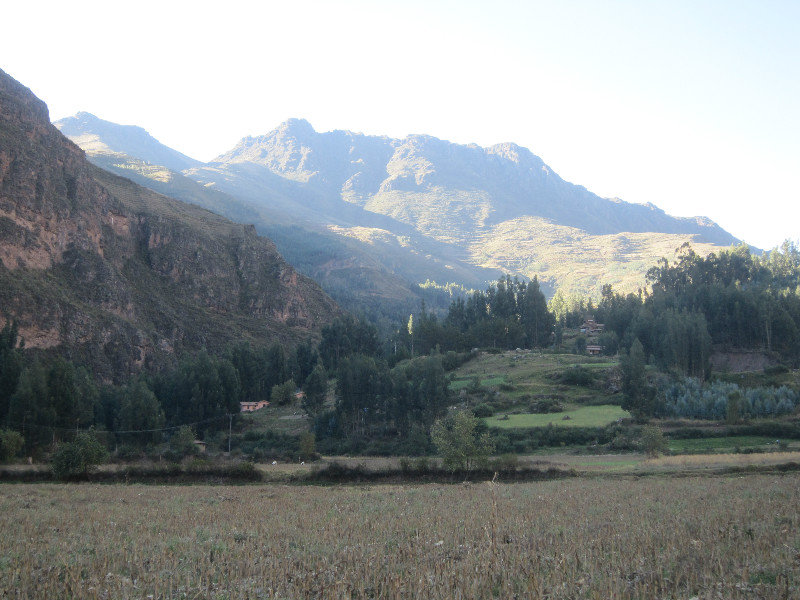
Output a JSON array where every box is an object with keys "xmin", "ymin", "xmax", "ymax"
[
  {"xmin": 1, "ymin": 474, "xmax": 798, "ymax": 599},
  {"xmin": 485, "ymin": 404, "xmax": 629, "ymax": 428}
]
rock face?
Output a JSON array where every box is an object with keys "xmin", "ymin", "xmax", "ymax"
[{"xmin": 0, "ymin": 69, "xmax": 339, "ymax": 380}]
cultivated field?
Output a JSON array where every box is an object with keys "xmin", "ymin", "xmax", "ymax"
[
  {"xmin": 1, "ymin": 474, "xmax": 798, "ymax": 598},
  {"xmin": 485, "ymin": 404, "xmax": 629, "ymax": 429}
]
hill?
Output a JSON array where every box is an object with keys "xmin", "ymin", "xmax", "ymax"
[{"xmin": 0, "ymin": 69, "xmax": 339, "ymax": 380}]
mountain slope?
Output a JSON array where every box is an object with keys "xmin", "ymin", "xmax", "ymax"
[
  {"xmin": 210, "ymin": 119, "xmax": 737, "ymax": 246},
  {"xmin": 56, "ymin": 115, "xmax": 741, "ymax": 300},
  {"xmin": 0, "ymin": 69, "xmax": 338, "ymax": 380},
  {"xmin": 55, "ymin": 117, "xmax": 503, "ymax": 323},
  {"xmin": 55, "ymin": 111, "xmax": 202, "ymax": 172}
]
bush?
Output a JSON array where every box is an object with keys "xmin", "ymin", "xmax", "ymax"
[
  {"xmin": 270, "ymin": 379, "xmax": 296, "ymax": 406},
  {"xmin": 559, "ymin": 366, "xmax": 596, "ymax": 387},
  {"xmin": 299, "ymin": 432, "xmax": 317, "ymax": 461},
  {"xmin": 529, "ymin": 399, "xmax": 564, "ymax": 413},
  {"xmin": 169, "ymin": 425, "xmax": 198, "ymax": 457},
  {"xmin": 491, "ymin": 453, "xmax": 519, "ymax": 473},
  {"xmin": 639, "ymin": 425, "xmax": 668, "ymax": 458},
  {"xmin": 657, "ymin": 378, "xmax": 799, "ymax": 420},
  {"xmin": 51, "ymin": 431, "xmax": 108, "ymax": 480},
  {"xmin": 441, "ymin": 351, "xmax": 475, "ymax": 372},
  {"xmin": 431, "ymin": 411, "xmax": 494, "ymax": 471},
  {"xmin": 472, "ymin": 403, "xmax": 495, "ymax": 418},
  {"xmin": 0, "ymin": 429, "xmax": 24, "ymax": 462}
]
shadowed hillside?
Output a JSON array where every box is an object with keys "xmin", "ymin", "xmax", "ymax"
[{"xmin": 0, "ymin": 69, "xmax": 339, "ymax": 380}]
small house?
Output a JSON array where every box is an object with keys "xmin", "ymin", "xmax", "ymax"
[{"xmin": 240, "ymin": 400, "xmax": 270, "ymax": 413}]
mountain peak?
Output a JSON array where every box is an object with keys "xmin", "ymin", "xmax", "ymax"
[{"xmin": 277, "ymin": 117, "xmax": 315, "ymax": 137}]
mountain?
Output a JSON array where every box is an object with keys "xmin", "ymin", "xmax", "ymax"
[
  {"xmin": 55, "ymin": 116, "xmax": 740, "ymax": 305},
  {"xmin": 55, "ymin": 112, "xmax": 202, "ymax": 172},
  {"xmin": 55, "ymin": 116, "xmax": 503, "ymax": 325},
  {"xmin": 211, "ymin": 118, "xmax": 735, "ymax": 245},
  {"xmin": 0, "ymin": 69, "xmax": 339, "ymax": 381}
]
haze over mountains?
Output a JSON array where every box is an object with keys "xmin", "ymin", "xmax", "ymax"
[
  {"xmin": 54, "ymin": 112, "xmax": 740, "ymax": 320},
  {"xmin": 0, "ymin": 69, "xmax": 338, "ymax": 379}
]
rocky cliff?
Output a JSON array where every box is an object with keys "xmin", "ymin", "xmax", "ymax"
[{"xmin": 0, "ymin": 69, "xmax": 339, "ymax": 380}]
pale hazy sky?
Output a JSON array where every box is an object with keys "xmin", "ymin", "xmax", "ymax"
[{"xmin": 2, "ymin": 0, "xmax": 798, "ymax": 249}]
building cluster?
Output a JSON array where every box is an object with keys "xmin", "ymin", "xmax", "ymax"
[{"xmin": 581, "ymin": 319, "xmax": 605, "ymax": 355}]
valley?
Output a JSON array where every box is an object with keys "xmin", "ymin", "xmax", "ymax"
[{"xmin": 1, "ymin": 64, "xmax": 799, "ymax": 600}]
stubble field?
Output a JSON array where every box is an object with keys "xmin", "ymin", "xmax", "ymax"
[{"xmin": 1, "ymin": 474, "xmax": 799, "ymax": 599}]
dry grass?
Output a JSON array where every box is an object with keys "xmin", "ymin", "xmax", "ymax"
[
  {"xmin": 1, "ymin": 474, "xmax": 798, "ymax": 598},
  {"xmin": 642, "ymin": 451, "xmax": 800, "ymax": 471}
]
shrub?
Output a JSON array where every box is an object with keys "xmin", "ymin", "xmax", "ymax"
[
  {"xmin": 169, "ymin": 425, "xmax": 198, "ymax": 457},
  {"xmin": 51, "ymin": 431, "xmax": 108, "ymax": 480},
  {"xmin": 270, "ymin": 379, "xmax": 296, "ymax": 405},
  {"xmin": 472, "ymin": 403, "xmax": 495, "ymax": 418},
  {"xmin": 529, "ymin": 399, "xmax": 564, "ymax": 413},
  {"xmin": 0, "ymin": 429, "xmax": 24, "ymax": 462},
  {"xmin": 491, "ymin": 453, "xmax": 519, "ymax": 473},
  {"xmin": 639, "ymin": 425, "xmax": 668, "ymax": 458},
  {"xmin": 299, "ymin": 432, "xmax": 317, "ymax": 461},
  {"xmin": 559, "ymin": 366, "xmax": 595, "ymax": 387},
  {"xmin": 657, "ymin": 378, "xmax": 799, "ymax": 420},
  {"xmin": 431, "ymin": 411, "xmax": 494, "ymax": 471}
]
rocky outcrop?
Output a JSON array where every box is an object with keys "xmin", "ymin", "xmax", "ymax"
[{"xmin": 0, "ymin": 69, "xmax": 339, "ymax": 381}]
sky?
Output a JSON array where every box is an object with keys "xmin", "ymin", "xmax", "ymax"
[{"xmin": 2, "ymin": 0, "xmax": 798, "ymax": 249}]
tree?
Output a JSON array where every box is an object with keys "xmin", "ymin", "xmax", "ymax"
[
  {"xmin": 302, "ymin": 365, "xmax": 328, "ymax": 418},
  {"xmin": 319, "ymin": 315, "xmax": 380, "ymax": 371},
  {"xmin": 299, "ymin": 432, "xmax": 316, "ymax": 461},
  {"xmin": 292, "ymin": 341, "xmax": 319, "ymax": 384},
  {"xmin": 335, "ymin": 355, "xmax": 391, "ymax": 436},
  {"xmin": 8, "ymin": 362, "xmax": 54, "ymax": 450},
  {"xmin": 431, "ymin": 410, "xmax": 494, "ymax": 471},
  {"xmin": 0, "ymin": 321, "xmax": 22, "ymax": 426},
  {"xmin": 169, "ymin": 425, "xmax": 197, "ymax": 457},
  {"xmin": 270, "ymin": 380, "xmax": 296, "ymax": 406},
  {"xmin": 51, "ymin": 430, "xmax": 108, "ymax": 479},
  {"xmin": 116, "ymin": 380, "xmax": 165, "ymax": 446},
  {"xmin": 621, "ymin": 338, "xmax": 653, "ymax": 417},
  {"xmin": 407, "ymin": 314, "xmax": 414, "ymax": 356},
  {"xmin": 639, "ymin": 425, "xmax": 667, "ymax": 458}
]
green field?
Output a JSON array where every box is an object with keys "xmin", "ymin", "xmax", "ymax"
[
  {"xmin": 449, "ymin": 375, "xmax": 506, "ymax": 391},
  {"xmin": 448, "ymin": 350, "xmax": 622, "ymax": 406},
  {"xmin": 668, "ymin": 435, "xmax": 796, "ymax": 454},
  {"xmin": 485, "ymin": 404, "xmax": 630, "ymax": 429}
]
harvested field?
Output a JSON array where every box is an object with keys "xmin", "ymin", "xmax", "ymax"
[{"xmin": 1, "ymin": 474, "xmax": 799, "ymax": 598}]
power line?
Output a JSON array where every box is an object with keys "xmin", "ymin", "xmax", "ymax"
[{"xmin": 2, "ymin": 413, "xmax": 233, "ymax": 435}]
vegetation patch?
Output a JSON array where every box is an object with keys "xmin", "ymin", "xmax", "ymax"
[
  {"xmin": 486, "ymin": 405, "xmax": 629, "ymax": 429},
  {"xmin": 668, "ymin": 435, "xmax": 794, "ymax": 454}
]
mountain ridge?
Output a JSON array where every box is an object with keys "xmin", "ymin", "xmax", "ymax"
[{"xmin": 55, "ymin": 113, "xmax": 741, "ymax": 306}]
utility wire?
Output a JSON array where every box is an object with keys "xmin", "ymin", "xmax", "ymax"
[{"xmin": 2, "ymin": 413, "xmax": 234, "ymax": 435}]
